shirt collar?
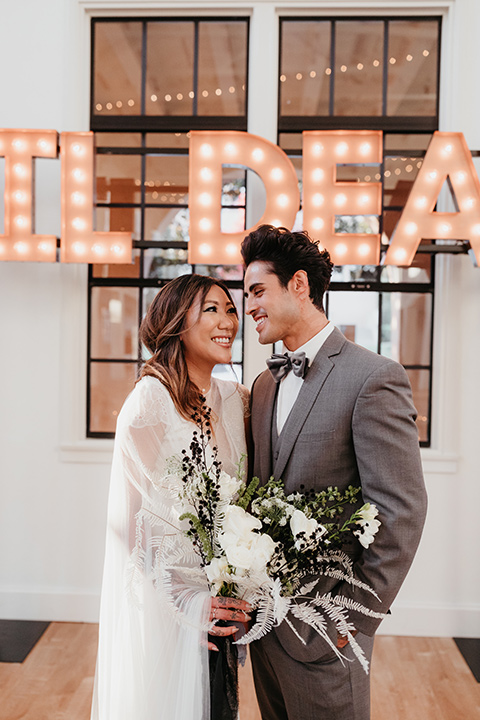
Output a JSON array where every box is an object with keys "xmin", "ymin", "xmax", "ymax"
[{"xmin": 283, "ymin": 322, "xmax": 335, "ymax": 363}]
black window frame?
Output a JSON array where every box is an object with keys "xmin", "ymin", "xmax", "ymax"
[
  {"xmin": 278, "ymin": 15, "xmax": 443, "ymax": 446},
  {"xmin": 87, "ymin": 16, "xmax": 249, "ymax": 439}
]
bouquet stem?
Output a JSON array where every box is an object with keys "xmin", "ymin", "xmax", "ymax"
[{"xmin": 209, "ymin": 627, "xmax": 239, "ymax": 720}]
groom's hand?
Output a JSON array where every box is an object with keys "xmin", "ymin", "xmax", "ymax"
[
  {"xmin": 208, "ymin": 597, "xmax": 252, "ymax": 652},
  {"xmin": 337, "ymin": 629, "xmax": 358, "ymax": 649}
]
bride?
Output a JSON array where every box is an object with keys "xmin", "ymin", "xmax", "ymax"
[{"xmin": 91, "ymin": 274, "xmax": 251, "ymax": 720}]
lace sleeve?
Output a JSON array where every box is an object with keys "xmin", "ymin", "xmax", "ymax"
[{"xmin": 91, "ymin": 377, "xmax": 212, "ymax": 720}]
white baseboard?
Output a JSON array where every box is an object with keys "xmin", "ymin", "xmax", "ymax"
[
  {"xmin": 1, "ymin": 591, "xmax": 479, "ymax": 638},
  {"xmin": 0, "ymin": 588, "xmax": 100, "ymax": 623},
  {"xmin": 377, "ymin": 601, "xmax": 480, "ymax": 638}
]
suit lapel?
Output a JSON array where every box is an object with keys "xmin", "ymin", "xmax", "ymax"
[
  {"xmin": 252, "ymin": 371, "xmax": 277, "ymax": 482},
  {"xmin": 273, "ymin": 327, "xmax": 346, "ymax": 481}
]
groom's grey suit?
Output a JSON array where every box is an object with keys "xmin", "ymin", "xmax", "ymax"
[{"xmin": 249, "ymin": 327, "xmax": 427, "ymax": 720}]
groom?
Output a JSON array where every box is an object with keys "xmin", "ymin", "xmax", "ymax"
[{"xmin": 241, "ymin": 225, "xmax": 427, "ymax": 720}]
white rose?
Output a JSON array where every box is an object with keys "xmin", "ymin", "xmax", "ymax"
[
  {"xmin": 205, "ymin": 556, "xmax": 229, "ymax": 584},
  {"xmin": 290, "ymin": 509, "xmax": 318, "ymax": 539},
  {"xmin": 356, "ymin": 503, "xmax": 379, "ymax": 524},
  {"xmin": 222, "ymin": 505, "xmax": 262, "ymax": 538},
  {"xmin": 249, "ymin": 533, "xmax": 277, "ymax": 571},
  {"xmin": 222, "ymin": 531, "xmax": 276, "ymax": 572},
  {"xmin": 205, "ymin": 555, "xmax": 242, "ymax": 593},
  {"xmin": 354, "ymin": 518, "xmax": 381, "ymax": 548},
  {"xmin": 223, "ymin": 542, "xmax": 255, "ymax": 570},
  {"xmin": 218, "ymin": 471, "xmax": 243, "ymax": 500}
]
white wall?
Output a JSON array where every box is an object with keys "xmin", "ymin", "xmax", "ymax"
[{"xmin": 0, "ymin": 0, "xmax": 479, "ymax": 637}]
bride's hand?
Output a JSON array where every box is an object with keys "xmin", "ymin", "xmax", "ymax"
[{"xmin": 208, "ymin": 597, "xmax": 252, "ymax": 652}]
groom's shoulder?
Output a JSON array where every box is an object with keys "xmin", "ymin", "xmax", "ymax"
[
  {"xmin": 251, "ymin": 368, "xmax": 273, "ymax": 396},
  {"xmin": 329, "ymin": 332, "xmax": 410, "ymax": 392}
]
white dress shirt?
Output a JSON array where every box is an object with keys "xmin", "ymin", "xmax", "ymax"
[{"xmin": 276, "ymin": 322, "xmax": 335, "ymax": 434}]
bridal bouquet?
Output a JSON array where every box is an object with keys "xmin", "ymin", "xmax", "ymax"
[{"xmin": 169, "ymin": 403, "xmax": 385, "ymax": 673}]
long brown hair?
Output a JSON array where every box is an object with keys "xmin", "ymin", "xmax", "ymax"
[{"xmin": 138, "ymin": 274, "xmax": 237, "ymax": 421}]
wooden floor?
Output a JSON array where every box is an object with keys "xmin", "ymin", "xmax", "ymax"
[{"xmin": 0, "ymin": 623, "xmax": 479, "ymax": 719}]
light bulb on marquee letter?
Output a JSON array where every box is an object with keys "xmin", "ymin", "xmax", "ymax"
[
  {"xmin": 61, "ymin": 132, "xmax": 132, "ymax": 263},
  {"xmin": 302, "ymin": 130, "xmax": 382, "ymax": 265},
  {"xmin": 384, "ymin": 132, "xmax": 480, "ymax": 267},
  {"xmin": 0, "ymin": 128, "xmax": 58, "ymax": 261},
  {"xmin": 188, "ymin": 131, "xmax": 299, "ymax": 264}
]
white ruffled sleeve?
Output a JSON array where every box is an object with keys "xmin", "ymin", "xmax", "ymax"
[{"xmin": 91, "ymin": 378, "xmax": 212, "ymax": 720}]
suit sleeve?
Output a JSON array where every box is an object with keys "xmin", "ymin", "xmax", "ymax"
[{"xmin": 338, "ymin": 361, "xmax": 427, "ymax": 635}]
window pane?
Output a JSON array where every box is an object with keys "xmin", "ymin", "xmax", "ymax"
[
  {"xmin": 93, "ymin": 22, "xmax": 142, "ymax": 115},
  {"xmin": 384, "ymin": 134, "xmax": 431, "ymax": 152},
  {"xmin": 145, "ymin": 155, "xmax": 189, "ymax": 205},
  {"xmin": 197, "ymin": 22, "xmax": 248, "ymax": 116},
  {"xmin": 95, "ymin": 206, "xmax": 141, "ymax": 240},
  {"xmin": 279, "ymin": 133, "xmax": 303, "ymax": 152},
  {"xmin": 90, "ymin": 362, "xmax": 137, "ymax": 433},
  {"xmin": 221, "ymin": 207, "xmax": 245, "ymax": 234},
  {"xmin": 334, "ymin": 21, "xmax": 384, "ymax": 117},
  {"xmin": 144, "ymin": 248, "xmax": 191, "ymax": 279},
  {"xmin": 222, "ymin": 167, "xmax": 246, "ymax": 206},
  {"xmin": 143, "ymin": 287, "xmax": 160, "ymax": 320},
  {"xmin": 229, "ymin": 287, "xmax": 244, "ymax": 365},
  {"xmin": 336, "ymin": 165, "xmax": 382, "ymax": 183},
  {"xmin": 380, "ymin": 254, "xmax": 431, "ymax": 284},
  {"xmin": 327, "ymin": 291, "xmax": 379, "ymax": 353},
  {"xmin": 387, "ymin": 21, "xmax": 439, "ymax": 116},
  {"xmin": 383, "ymin": 156, "xmax": 423, "ymax": 207},
  {"xmin": 280, "ymin": 21, "xmax": 331, "ymax": 116},
  {"xmin": 331, "ymin": 266, "xmax": 380, "ymax": 283},
  {"xmin": 144, "ymin": 207, "xmax": 189, "ymax": 242},
  {"xmin": 95, "ymin": 133, "xmax": 142, "ymax": 148},
  {"xmin": 195, "ymin": 265, "xmax": 243, "ymax": 281},
  {"xmin": 96, "ymin": 155, "xmax": 142, "ymax": 204},
  {"xmin": 383, "ymin": 209, "xmax": 401, "ymax": 246},
  {"xmin": 381, "ymin": 292, "xmax": 432, "ymax": 365},
  {"xmin": 146, "ymin": 132, "xmax": 191, "ymax": 149},
  {"xmin": 146, "ymin": 22, "xmax": 194, "ymax": 116},
  {"xmin": 406, "ymin": 369, "xmax": 430, "ymax": 443},
  {"xmin": 92, "ymin": 250, "xmax": 141, "ymax": 279},
  {"xmin": 334, "ymin": 215, "xmax": 379, "ymax": 235},
  {"xmin": 90, "ymin": 287, "xmax": 139, "ymax": 359}
]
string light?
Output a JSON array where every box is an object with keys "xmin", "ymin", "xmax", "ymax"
[
  {"xmin": 394, "ymin": 248, "xmax": 407, "ymax": 262},
  {"xmin": 14, "ymin": 241, "xmax": 29, "ymax": 255},
  {"xmin": 199, "ymin": 243, "xmax": 212, "ymax": 256},
  {"xmin": 312, "ymin": 217, "xmax": 324, "ymax": 230},
  {"xmin": 92, "ymin": 46, "xmax": 433, "ymax": 115},
  {"xmin": 199, "ymin": 218, "xmax": 211, "ymax": 231}
]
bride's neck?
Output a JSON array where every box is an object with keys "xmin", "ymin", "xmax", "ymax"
[{"xmin": 186, "ymin": 362, "xmax": 212, "ymax": 396}]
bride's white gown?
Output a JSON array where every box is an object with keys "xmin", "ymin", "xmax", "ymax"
[{"xmin": 91, "ymin": 375, "xmax": 247, "ymax": 720}]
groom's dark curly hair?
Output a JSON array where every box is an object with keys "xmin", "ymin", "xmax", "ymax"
[{"xmin": 240, "ymin": 224, "xmax": 333, "ymax": 312}]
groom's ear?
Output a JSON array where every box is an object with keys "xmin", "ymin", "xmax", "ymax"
[{"xmin": 289, "ymin": 269, "xmax": 310, "ymax": 301}]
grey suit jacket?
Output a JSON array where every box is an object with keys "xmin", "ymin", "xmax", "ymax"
[{"xmin": 250, "ymin": 327, "xmax": 427, "ymax": 662}]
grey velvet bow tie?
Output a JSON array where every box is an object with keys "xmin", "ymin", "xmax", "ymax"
[{"xmin": 266, "ymin": 351, "xmax": 309, "ymax": 383}]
